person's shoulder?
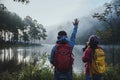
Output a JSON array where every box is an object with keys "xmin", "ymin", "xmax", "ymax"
[
  {"xmin": 85, "ymin": 46, "xmax": 91, "ymax": 52},
  {"xmin": 87, "ymin": 46, "xmax": 91, "ymax": 49},
  {"xmin": 52, "ymin": 45, "xmax": 57, "ymax": 49},
  {"xmin": 97, "ymin": 46, "xmax": 103, "ymax": 49}
]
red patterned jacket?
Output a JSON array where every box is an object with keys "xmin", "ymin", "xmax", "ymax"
[{"xmin": 82, "ymin": 47, "xmax": 92, "ymax": 75}]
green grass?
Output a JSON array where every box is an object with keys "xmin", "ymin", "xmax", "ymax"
[
  {"xmin": 104, "ymin": 65, "xmax": 120, "ymax": 80},
  {"xmin": 0, "ymin": 64, "xmax": 120, "ymax": 80},
  {"xmin": 0, "ymin": 53, "xmax": 120, "ymax": 80}
]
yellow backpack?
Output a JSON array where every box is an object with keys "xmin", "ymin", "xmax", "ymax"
[{"xmin": 91, "ymin": 48, "xmax": 107, "ymax": 75}]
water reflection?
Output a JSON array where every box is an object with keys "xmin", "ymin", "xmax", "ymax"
[{"xmin": 0, "ymin": 44, "xmax": 120, "ymax": 73}]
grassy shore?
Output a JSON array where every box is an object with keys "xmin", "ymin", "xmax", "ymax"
[
  {"xmin": 0, "ymin": 54, "xmax": 120, "ymax": 80},
  {"xmin": 0, "ymin": 64, "xmax": 120, "ymax": 80},
  {"xmin": 0, "ymin": 51, "xmax": 120, "ymax": 80}
]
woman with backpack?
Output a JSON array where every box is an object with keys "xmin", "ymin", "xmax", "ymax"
[
  {"xmin": 50, "ymin": 19, "xmax": 79, "ymax": 80},
  {"xmin": 82, "ymin": 35, "xmax": 106, "ymax": 80}
]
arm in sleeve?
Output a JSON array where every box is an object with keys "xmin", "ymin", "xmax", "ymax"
[
  {"xmin": 50, "ymin": 46, "xmax": 56, "ymax": 64},
  {"xmin": 70, "ymin": 26, "xmax": 78, "ymax": 44},
  {"xmin": 82, "ymin": 48, "xmax": 91, "ymax": 63}
]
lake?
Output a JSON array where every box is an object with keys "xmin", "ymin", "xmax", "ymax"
[{"xmin": 0, "ymin": 44, "xmax": 119, "ymax": 73}]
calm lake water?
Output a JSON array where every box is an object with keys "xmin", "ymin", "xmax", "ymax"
[{"xmin": 0, "ymin": 44, "xmax": 120, "ymax": 73}]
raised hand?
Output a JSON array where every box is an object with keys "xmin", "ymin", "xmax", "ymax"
[{"xmin": 73, "ymin": 18, "xmax": 79, "ymax": 26}]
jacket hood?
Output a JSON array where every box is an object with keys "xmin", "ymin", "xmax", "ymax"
[{"xmin": 56, "ymin": 36, "xmax": 69, "ymax": 43}]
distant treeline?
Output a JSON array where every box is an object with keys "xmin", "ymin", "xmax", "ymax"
[
  {"xmin": 0, "ymin": 4, "xmax": 47, "ymax": 46},
  {"xmin": 76, "ymin": 1, "xmax": 120, "ymax": 45}
]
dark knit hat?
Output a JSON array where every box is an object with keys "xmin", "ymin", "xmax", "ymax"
[
  {"xmin": 57, "ymin": 31, "xmax": 67, "ymax": 39},
  {"xmin": 58, "ymin": 31, "xmax": 67, "ymax": 36}
]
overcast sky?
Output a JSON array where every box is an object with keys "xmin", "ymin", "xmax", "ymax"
[{"xmin": 1, "ymin": 0, "xmax": 111, "ymax": 28}]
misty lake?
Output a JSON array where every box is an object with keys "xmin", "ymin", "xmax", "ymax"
[{"xmin": 0, "ymin": 44, "xmax": 120, "ymax": 73}]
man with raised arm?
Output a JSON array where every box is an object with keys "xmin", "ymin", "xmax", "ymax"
[{"xmin": 50, "ymin": 19, "xmax": 79, "ymax": 80}]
